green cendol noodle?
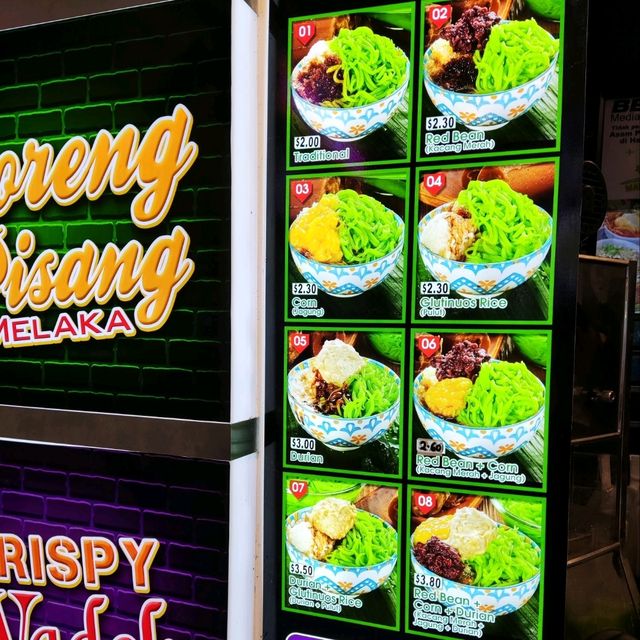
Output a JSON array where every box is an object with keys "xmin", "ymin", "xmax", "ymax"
[
  {"xmin": 335, "ymin": 190, "xmax": 401, "ymax": 264},
  {"xmin": 468, "ymin": 527, "xmax": 540, "ymax": 587},
  {"xmin": 501, "ymin": 499, "xmax": 543, "ymax": 526},
  {"xmin": 325, "ymin": 27, "xmax": 407, "ymax": 107},
  {"xmin": 526, "ymin": 0, "xmax": 563, "ymax": 21},
  {"xmin": 513, "ymin": 334, "xmax": 549, "ymax": 367},
  {"xmin": 457, "ymin": 361, "xmax": 544, "ymax": 427},
  {"xmin": 368, "ymin": 332, "xmax": 404, "ymax": 362},
  {"xmin": 340, "ymin": 362, "xmax": 399, "ymax": 419},
  {"xmin": 327, "ymin": 511, "xmax": 396, "ymax": 566},
  {"xmin": 474, "ymin": 20, "xmax": 559, "ymax": 93},
  {"xmin": 458, "ymin": 180, "xmax": 551, "ymax": 263}
]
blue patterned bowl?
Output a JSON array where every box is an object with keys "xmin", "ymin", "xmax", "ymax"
[
  {"xmin": 423, "ymin": 35, "xmax": 558, "ymax": 131},
  {"xmin": 410, "ymin": 526, "xmax": 541, "ymax": 616},
  {"xmin": 417, "ymin": 205, "xmax": 552, "ymax": 298},
  {"xmin": 413, "ymin": 367, "xmax": 544, "ymax": 459},
  {"xmin": 290, "ymin": 213, "xmax": 404, "ymax": 298},
  {"xmin": 287, "ymin": 507, "xmax": 398, "ymax": 595},
  {"xmin": 292, "ymin": 56, "xmax": 410, "ymax": 141},
  {"xmin": 288, "ymin": 358, "xmax": 400, "ymax": 451}
]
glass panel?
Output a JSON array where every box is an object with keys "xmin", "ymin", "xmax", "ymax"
[
  {"xmin": 566, "ymin": 551, "xmax": 640, "ymax": 639},
  {"xmin": 574, "ymin": 258, "xmax": 632, "ymax": 439},
  {"xmin": 569, "ymin": 445, "xmax": 620, "ymax": 559}
]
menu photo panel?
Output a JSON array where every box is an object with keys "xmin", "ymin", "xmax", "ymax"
[
  {"xmin": 407, "ymin": 485, "xmax": 545, "ymax": 640},
  {"xmin": 286, "ymin": 169, "xmax": 410, "ymax": 323},
  {"xmin": 409, "ymin": 329, "xmax": 551, "ymax": 491},
  {"xmin": 418, "ymin": 0, "xmax": 564, "ymax": 162},
  {"xmin": 283, "ymin": 471, "xmax": 402, "ymax": 631},
  {"xmin": 288, "ymin": 3, "xmax": 416, "ymax": 170},
  {"xmin": 413, "ymin": 159, "xmax": 559, "ymax": 325},
  {"xmin": 284, "ymin": 327, "xmax": 405, "ymax": 478}
]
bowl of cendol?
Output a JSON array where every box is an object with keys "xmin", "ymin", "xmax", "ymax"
[
  {"xmin": 290, "ymin": 189, "xmax": 404, "ymax": 298},
  {"xmin": 413, "ymin": 357, "xmax": 545, "ymax": 459},
  {"xmin": 292, "ymin": 26, "xmax": 410, "ymax": 141},
  {"xmin": 411, "ymin": 508, "xmax": 541, "ymax": 616},
  {"xmin": 288, "ymin": 339, "xmax": 401, "ymax": 450},
  {"xmin": 418, "ymin": 180, "xmax": 553, "ymax": 298},
  {"xmin": 286, "ymin": 503, "xmax": 398, "ymax": 595},
  {"xmin": 423, "ymin": 11, "xmax": 559, "ymax": 130}
]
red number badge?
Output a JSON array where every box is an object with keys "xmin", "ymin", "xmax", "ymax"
[
  {"xmin": 414, "ymin": 492, "xmax": 439, "ymax": 516},
  {"xmin": 289, "ymin": 332, "xmax": 310, "ymax": 354},
  {"xmin": 294, "ymin": 22, "xmax": 316, "ymax": 46},
  {"xmin": 417, "ymin": 334, "xmax": 442, "ymax": 358},
  {"xmin": 289, "ymin": 480, "xmax": 309, "ymax": 500},
  {"xmin": 428, "ymin": 5, "xmax": 452, "ymax": 29},
  {"xmin": 291, "ymin": 180, "xmax": 313, "ymax": 204},
  {"xmin": 423, "ymin": 172, "xmax": 447, "ymax": 196}
]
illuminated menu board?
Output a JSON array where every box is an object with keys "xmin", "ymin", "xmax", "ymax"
[{"xmin": 267, "ymin": 1, "xmax": 584, "ymax": 639}]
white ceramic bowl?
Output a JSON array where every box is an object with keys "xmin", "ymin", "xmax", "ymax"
[
  {"xmin": 287, "ymin": 507, "xmax": 398, "ymax": 595},
  {"xmin": 601, "ymin": 211, "xmax": 640, "ymax": 242},
  {"xmin": 292, "ymin": 55, "xmax": 410, "ymax": 141},
  {"xmin": 288, "ymin": 357, "xmax": 400, "ymax": 450},
  {"xmin": 596, "ymin": 238, "xmax": 639, "ymax": 262},
  {"xmin": 423, "ymin": 29, "xmax": 558, "ymax": 131},
  {"xmin": 410, "ymin": 526, "xmax": 541, "ymax": 616},
  {"xmin": 413, "ymin": 366, "xmax": 544, "ymax": 459},
  {"xmin": 290, "ymin": 212, "xmax": 404, "ymax": 297},
  {"xmin": 417, "ymin": 204, "xmax": 552, "ymax": 298}
]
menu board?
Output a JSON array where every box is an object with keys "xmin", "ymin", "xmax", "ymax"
[{"xmin": 269, "ymin": 0, "xmax": 581, "ymax": 639}]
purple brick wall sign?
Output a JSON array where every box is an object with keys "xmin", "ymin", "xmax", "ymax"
[{"xmin": 0, "ymin": 441, "xmax": 230, "ymax": 640}]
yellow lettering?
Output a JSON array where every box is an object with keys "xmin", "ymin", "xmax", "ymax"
[
  {"xmin": 51, "ymin": 137, "xmax": 91, "ymax": 201},
  {"xmin": 86, "ymin": 127, "xmax": 139, "ymax": 197},
  {"xmin": 133, "ymin": 104, "xmax": 198, "ymax": 228},
  {"xmin": 0, "ymin": 104, "xmax": 198, "ymax": 228},
  {"xmin": 137, "ymin": 226, "xmax": 194, "ymax": 330},
  {"xmin": 0, "ymin": 225, "xmax": 194, "ymax": 333},
  {"xmin": 23, "ymin": 141, "xmax": 54, "ymax": 210},
  {"xmin": 0, "ymin": 151, "xmax": 26, "ymax": 216}
]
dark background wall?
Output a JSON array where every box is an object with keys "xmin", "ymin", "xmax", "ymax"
[
  {"xmin": 0, "ymin": 0, "xmax": 232, "ymax": 421},
  {"xmin": 583, "ymin": 1, "xmax": 640, "ymax": 163},
  {"xmin": 582, "ymin": 1, "xmax": 640, "ymax": 455},
  {"xmin": 0, "ymin": 0, "xmax": 162, "ymax": 30},
  {"xmin": 0, "ymin": 440, "xmax": 230, "ymax": 638}
]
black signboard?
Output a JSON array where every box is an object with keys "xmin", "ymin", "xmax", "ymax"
[{"xmin": 265, "ymin": 1, "xmax": 587, "ymax": 639}]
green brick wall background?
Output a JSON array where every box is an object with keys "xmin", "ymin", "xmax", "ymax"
[{"xmin": 0, "ymin": 0, "xmax": 232, "ymax": 421}]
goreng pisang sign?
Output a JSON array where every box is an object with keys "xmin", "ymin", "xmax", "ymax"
[{"xmin": 0, "ymin": 104, "xmax": 198, "ymax": 348}]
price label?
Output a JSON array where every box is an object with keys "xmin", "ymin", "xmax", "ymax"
[
  {"xmin": 420, "ymin": 281, "xmax": 450, "ymax": 295},
  {"xmin": 428, "ymin": 4, "xmax": 452, "ymax": 29},
  {"xmin": 423, "ymin": 172, "xmax": 447, "ymax": 196},
  {"xmin": 293, "ymin": 135, "xmax": 321, "ymax": 151},
  {"xmin": 289, "ymin": 332, "xmax": 310, "ymax": 354},
  {"xmin": 291, "ymin": 282, "xmax": 317, "ymax": 296},
  {"xmin": 417, "ymin": 334, "xmax": 442, "ymax": 358},
  {"xmin": 290, "ymin": 437, "xmax": 316, "ymax": 451},
  {"xmin": 289, "ymin": 479, "xmax": 309, "ymax": 500},
  {"xmin": 425, "ymin": 115, "xmax": 456, "ymax": 131},
  {"xmin": 414, "ymin": 573, "xmax": 442, "ymax": 588},
  {"xmin": 291, "ymin": 180, "xmax": 314, "ymax": 204},
  {"xmin": 289, "ymin": 562, "xmax": 314, "ymax": 577},
  {"xmin": 414, "ymin": 491, "xmax": 440, "ymax": 516},
  {"xmin": 417, "ymin": 438, "xmax": 445, "ymax": 456},
  {"xmin": 294, "ymin": 21, "xmax": 316, "ymax": 46}
]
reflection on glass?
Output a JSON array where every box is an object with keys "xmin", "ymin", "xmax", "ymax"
[
  {"xmin": 566, "ymin": 551, "xmax": 640, "ymax": 639},
  {"xmin": 573, "ymin": 259, "xmax": 630, "ymax": 439},
  {"xmin": 569, "ymin": 450, "xmax": 620, "ymax": 559}
]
